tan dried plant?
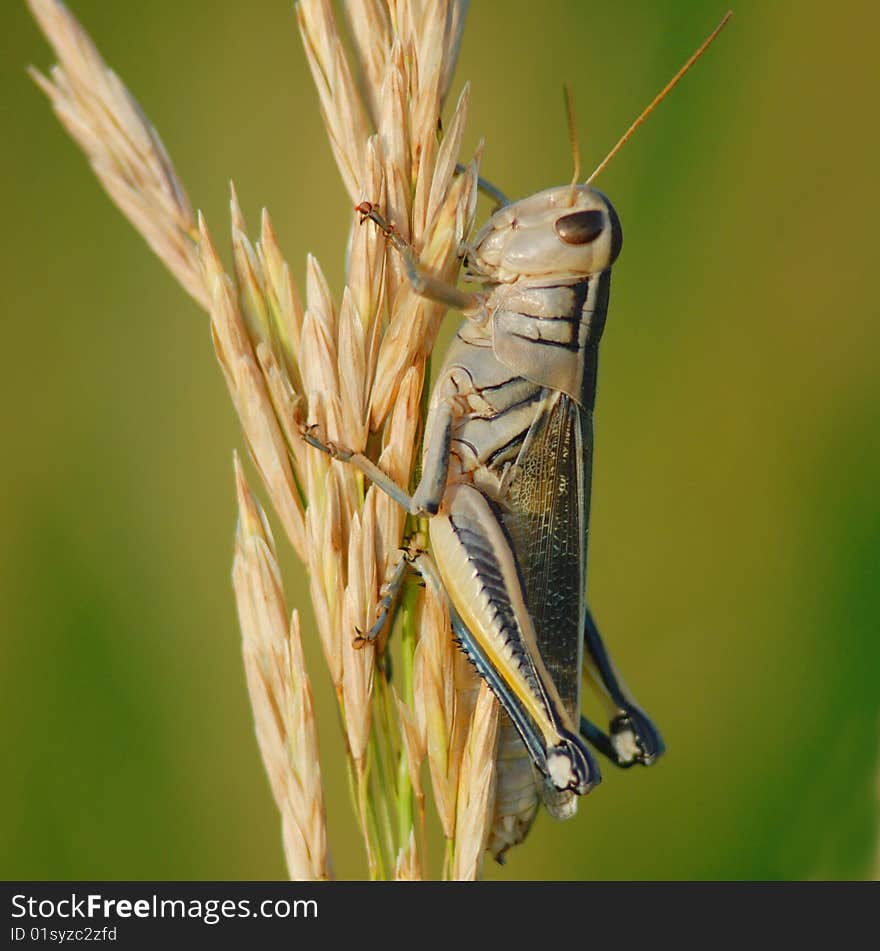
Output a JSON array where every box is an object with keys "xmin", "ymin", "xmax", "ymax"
[{"xmin": 28, "ymin": 0, "xmax": 504, "ymax": 880}]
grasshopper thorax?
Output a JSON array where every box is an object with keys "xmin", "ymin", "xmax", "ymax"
[{"xmin": 467, "ymin": 185, "xmax": 622, "ymax": 286}]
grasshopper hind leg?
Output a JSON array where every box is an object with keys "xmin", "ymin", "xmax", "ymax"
[
  {"xmin": 580, "ymin": 608, "xmax": 665, "ymax": 768},
  {"xmin": 408, "ymin": 540, "xmax": 601, "ymax": 798}
]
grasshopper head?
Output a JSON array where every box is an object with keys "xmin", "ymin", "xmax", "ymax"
[{"xmin": 468, "ymin": 185, "xmax": 622, "ymax": 284}]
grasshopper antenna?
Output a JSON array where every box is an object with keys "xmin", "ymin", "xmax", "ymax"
[
  {"xmin": 585, "ymin": 10, "xmax": 732, "ymax": 185},
  {"xmin": 564, "ymin": 82, "xmax": 581, "ymax": 200}
]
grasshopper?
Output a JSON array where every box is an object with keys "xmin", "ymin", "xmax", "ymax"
[{"xmin": 305, "ymin": 13, "xmax": 730, "ymax": 855}]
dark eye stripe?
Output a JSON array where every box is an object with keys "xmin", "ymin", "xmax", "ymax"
[{"xmin": 554, "ymin": 209, "xmax": 605, "ymax": 245}]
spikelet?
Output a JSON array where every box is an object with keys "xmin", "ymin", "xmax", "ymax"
[
  {"xmin": 452, "ymin": 685, "xmax": 500, "ymax": 881},
  {"xmin": 26, "ymin": 0, "xmax": 205, "ymax": 308},
  {"xmin": 233, "ymin": 457, "xmax": 328, "ymax": 880},
  {"xmin": 30, "ymin": 0, "xmax": 501, "ymax": 880}
]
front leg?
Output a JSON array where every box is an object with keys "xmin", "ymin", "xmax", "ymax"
[
  {"xmin": 356, "ymin": 201, "xmax": 485, "ymax": 317},
  {"xmin": 453, "ymin": 163, "xmax": 510, "ymax": 209},
  {"xmin": 580, "ymin": 608, "xmax": 665, "ymax": 767}
]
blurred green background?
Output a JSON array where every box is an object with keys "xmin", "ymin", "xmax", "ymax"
[{"xmin": 2, "ymin": 0, "xmax": 878, "ymax": 881}]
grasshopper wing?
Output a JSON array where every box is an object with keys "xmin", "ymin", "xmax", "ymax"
[{"xmin": 501, "ymin": 389, "xmax": 591, "ymax": 736}]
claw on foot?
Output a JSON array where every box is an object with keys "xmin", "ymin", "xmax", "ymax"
[
  {"xmin": 300, "ymin": 423, "xmax": 349, "ymax": 462},
  {"xmin": 354, "ymin": 200, "xmax": 396, "ymax": 239}
]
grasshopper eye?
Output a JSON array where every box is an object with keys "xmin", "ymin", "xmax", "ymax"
[{"xmin": 554, "ymin": 209, "xmax": 605, "ymax": 245}]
